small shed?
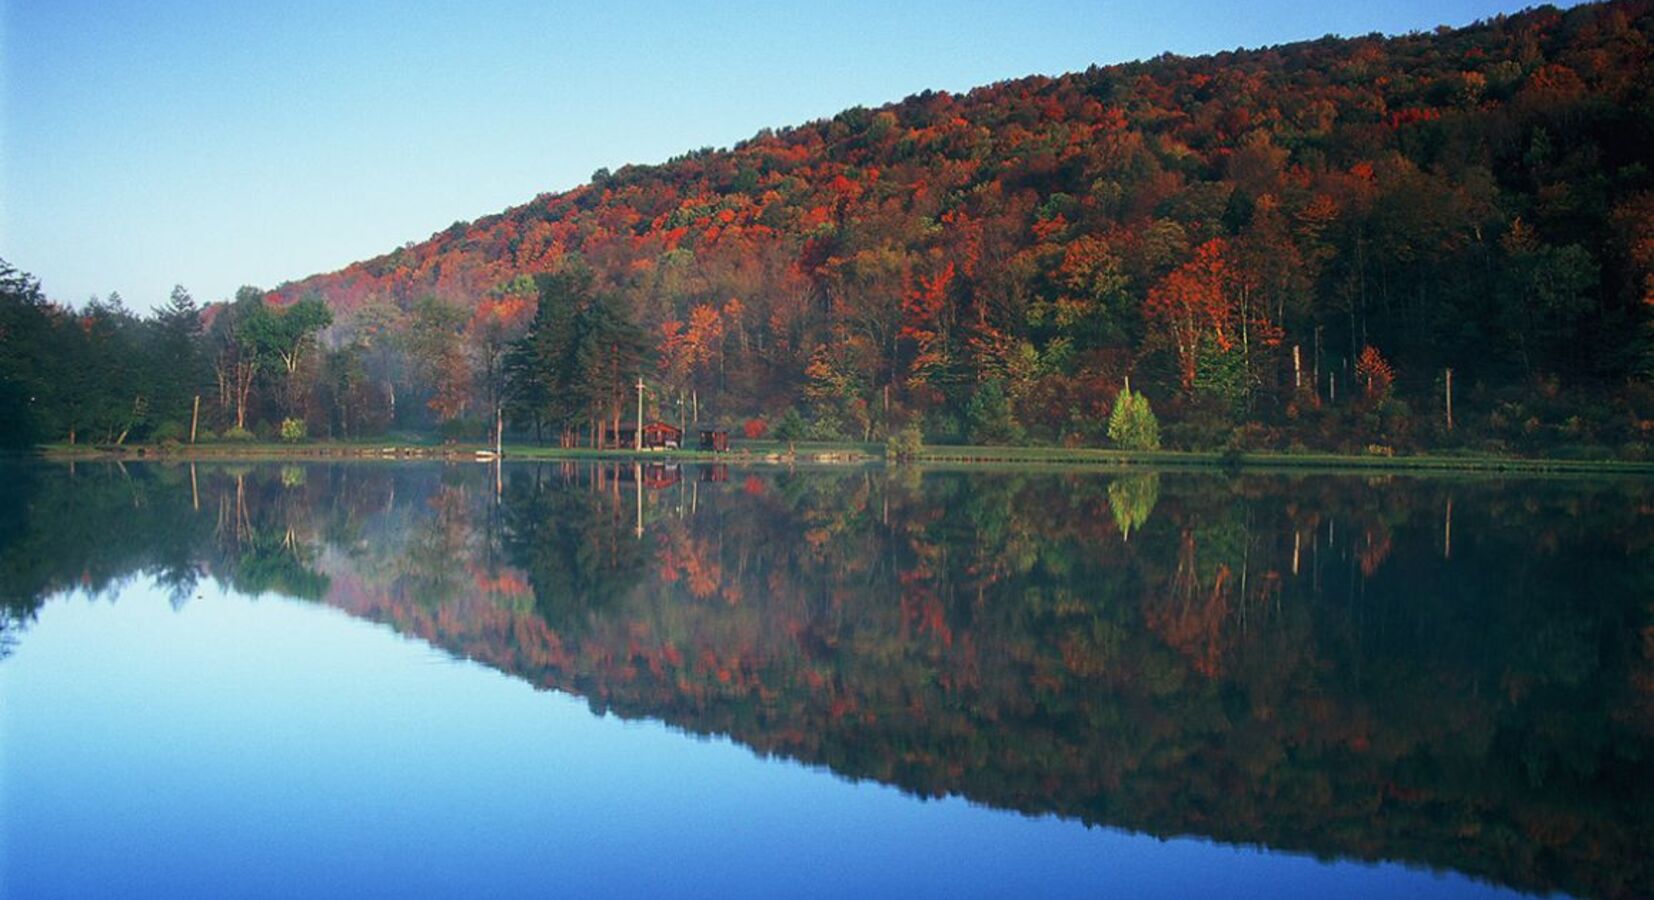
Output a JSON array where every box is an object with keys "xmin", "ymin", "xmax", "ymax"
[{"xmin": 699, "ymin": 426, "xmax": 730, "ymax": 452}]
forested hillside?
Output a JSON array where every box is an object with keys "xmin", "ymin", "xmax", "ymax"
[{"xmin": 6, "ymin": 1, "xmax": 1654, "ymax": 453}]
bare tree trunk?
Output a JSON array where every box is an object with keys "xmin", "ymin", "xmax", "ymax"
[
  {"xmin": 1445, "ymin": 368, "xmax": 1454, "ymax": 431},
  {"xmin": 215, "ymin": 358, "xmax": 231, "ymax": 412},
  {"xmin": 234, "ymin": 361, "xmax": 255, "ymax": 430}
]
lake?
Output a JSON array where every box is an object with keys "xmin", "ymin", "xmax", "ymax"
[{"xmin": 1, "ymin": 460, "xmax": 1649, "ymax": 898}]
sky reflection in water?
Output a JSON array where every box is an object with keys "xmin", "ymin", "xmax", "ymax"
[{"xmin": 4, "ymin": 581, "xmax": 1512, "ymax": 900}]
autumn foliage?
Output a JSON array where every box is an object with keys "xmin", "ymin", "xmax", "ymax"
[{"xmin": 233, "ymin": 1, "xmax": 1654, "ymax": 451}]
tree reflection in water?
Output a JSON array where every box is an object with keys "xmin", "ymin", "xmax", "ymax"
[{"xmin": 2, "ymin": 460, "xmax": 1650, "ymax": 899}]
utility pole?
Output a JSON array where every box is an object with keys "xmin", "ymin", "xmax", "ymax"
[{"xmin": 635, "ymin": 376, "xmax": 645, "ymax": 451}]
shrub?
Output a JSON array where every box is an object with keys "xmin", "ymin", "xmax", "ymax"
[
  {"xmin": 922, "ymin": 410, "xmax": 964, "ymax": 445},
  {"xmin": 280, "ymin": 418, "xmax": 306, "ymax": 443},
  {"xmin": 222, "ymin": 425, "xmax": 255, "ymax": 442},
  {"xmin": 439, "ymin": 418, "xmax": 488, "ymax": 442},
  {"xmin": 151, "ymin": 420, "xmax": 186, "ymax": 444},
  {"xmin": 772, "ymin": 408, "xmax": 808, "ymax": 441},
  {"xmin": 1171, "ymin": 391, "xmax": 1241, "ymax": 451},
  {"xmin": 886, "ymin": 424, "xmax": 924, "ymax": 462},
  {"xmin": 742, "ymin": 417, "xmax": 767, "ymax": 439},
  {"xmin": 805, "ymin": 415, "xmax": 846, "ymax": 441}
]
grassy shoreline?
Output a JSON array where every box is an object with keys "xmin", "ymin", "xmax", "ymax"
[
  {"xmin": 30, "ymin": 438, "xmax": 1654, "ymax": 475},
  {"xmin": 910, "ymin": 445, "xmax": 1654, "ymax": 475}
]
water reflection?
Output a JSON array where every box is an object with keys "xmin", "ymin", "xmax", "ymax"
[{"xmin": 3, "ymin": 460, "xmax": 1651, "ymax": 899}]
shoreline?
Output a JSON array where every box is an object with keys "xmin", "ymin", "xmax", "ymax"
[{"xmin": 28, "ymin": 440, "xmax": 1654, "ymax": 476}]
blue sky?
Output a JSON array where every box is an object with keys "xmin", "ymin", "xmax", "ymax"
[{"xmin": 3, "ymin": 0, "xmax": 1543, "ymax": 311}]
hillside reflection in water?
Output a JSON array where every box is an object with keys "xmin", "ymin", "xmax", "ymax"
[{"xmin": 2, "ymin": 460, "xmax": 1650, "ymax": 899}]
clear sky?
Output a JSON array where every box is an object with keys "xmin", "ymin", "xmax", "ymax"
[{"xmin": 3, "ymin": 0, "xmax": 1545, "ymax": 311}]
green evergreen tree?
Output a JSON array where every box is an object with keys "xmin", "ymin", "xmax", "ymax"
[
  {"xmin": 965, "ymin": 379, "xmax": 1024, "ymax": 445},
  {"xmin": 0, "ymin": 260, "xmax": 56, "ymax": 448},
  {"xmin": 504, "ymin": 272, "xmax": 583, "ymax": 443},
  {"xmin": 1107, "ymin": 386, "xmax": 1161, "ymax": 451},
  {"xmin": 148, "ymin": 284, "xmax": 207, "ymax": 438},
  {"xmin": 573, "ymin": 292, "xmax": 646, "ymax": 446}
]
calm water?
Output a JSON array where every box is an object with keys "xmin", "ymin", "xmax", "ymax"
[{"xmin": 1, "ymin": 460, "xmax": 1650, "ymax": 899}]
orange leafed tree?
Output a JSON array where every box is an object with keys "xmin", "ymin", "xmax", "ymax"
[{"xmin": 1144, "ymin": 239, "xmax": 1235, "ymax": 389}]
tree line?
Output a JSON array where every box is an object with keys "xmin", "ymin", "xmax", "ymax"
[
  {"xmin": 0, "ymin": 258, "xmax": 657, "ymax": 450},
  {"xmin": 0, "ymin": 263, "xmax": 337, "ymax": 448}
]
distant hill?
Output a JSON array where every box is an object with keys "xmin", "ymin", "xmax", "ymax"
[{"xmin": 272, "ymin": 1, "xmax": 1654, "ymax": 450}]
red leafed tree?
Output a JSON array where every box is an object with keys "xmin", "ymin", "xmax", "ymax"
[
  {"xmin": 900, "ymin": 261, "xmax": 954, "ymax": 392},
  {"xmin": 1145, "ymin": 239, "xmax": 1234, "ymax": 389},
  {"xmin": 1355, "ymin": 345, "xmax": 1394, "ymax": 400}
]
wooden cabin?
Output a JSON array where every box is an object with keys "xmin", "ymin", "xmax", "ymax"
[
  {"xmin": 698, "ymin": 426, "xmax": 730, "ymax": 452},
  {"xmin": 606, "ymin": 421, "xmax": 683, "ymax": 450}
]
